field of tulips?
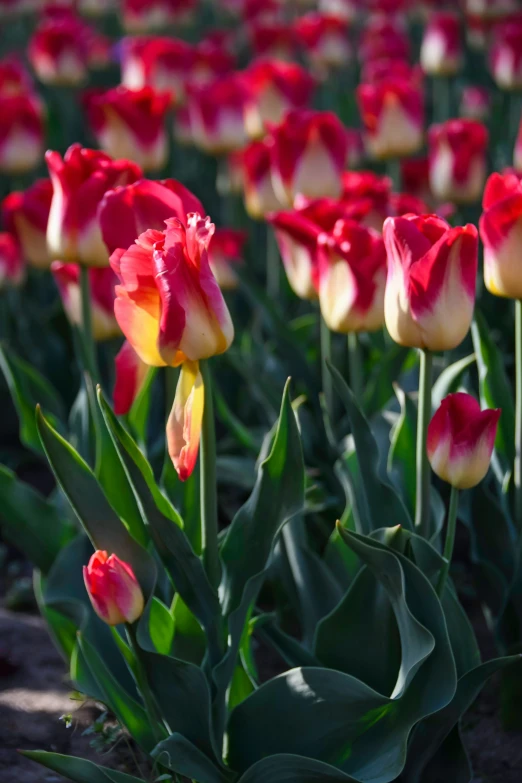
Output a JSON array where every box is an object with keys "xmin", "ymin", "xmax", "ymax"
[{"xmin": 2, "ymin": 0, "xmax": 522, "ymax": 781}]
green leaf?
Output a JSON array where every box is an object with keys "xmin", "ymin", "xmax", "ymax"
[
  {"xmin": 161, "ymin": 453, "xmax": 202, "ymax": 554},
  {"xmin": 0, "ymin": 344, "xmax": 65, "ymax": 454},
  {"xmin": 148, "ymin": 597, "xmax": 175, "ymax": 655},
  {"xmin": 171, "ymin": 595, "xmax": 207, "ymax": 664},
  {"xmin": 153, "ymin": 734, "xmax": 232, "ymax": 783},
  {"xmin": 21, "ymin": 751, "xmax": 144, "ymax": 783},
  {"xmin": 229, "ymin": 664, "xmax": 256, "ymax": 710},
  {"xmin": 471, "ymin": 312, "xmax": 515, "ymax": 463},
  {"xmin": 0, "ymin": 465, "xmax": 74, "ymax": 573},
  {"xmin": 328, "ymin": 362, "xmax": 412, "ymax": 534},
  {"xmin": 237, "ymin": 755, "xmax": 361, "ymax": 783},
  {"xmin": 363, "ymin": 344, "xmax": 411, "ymax": 417},
  {"xmin": 432, "ymin": 353, "xmax": 476, "ymax": 409},
  {"xmin": 387, "ymin": 385, "xmax": 417, "ymax": 516},
  {"xmin": 128, "ymin": 367, "xmax": 157, "ymax": 447}
]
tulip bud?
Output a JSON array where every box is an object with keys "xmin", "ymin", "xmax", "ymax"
[
  {"xmin": 45, "ymin": 144, "xmax": 142, "ymax": 267},
  {"xmin": 0, "ymin": 94, "xmax": 44, "ymax": 175},
  {"xmin": 357, "ymin": 78, "xmax": 424, "ymax": 161},
  {"xmin": 383, "ymin": 213, "xmax": 478, "ymax": 351},
  {"xmin": 29, "ymin": 18, "xmax": 89, "ymax": 87},
  {"xmin": 270, "ymin": 110, "xmax": 347, "ymax": 205},
  {"xmin": 83, "ymin": 550, "xmax": 144, "ymax": 625},
  {"xmin": 208, "ymin": 229, "xmax": 246, "ymax": 290},
  {"xmin": 318, "ymin": 218, "xmax": 387, "ymax": 333},
  {"xmin": 427, "ymin": 393, "xmax": 501, "ymax": 489},
  {"xmin": 480, "ymin": 170, "xmax": 522, "ymax": 299},
  {"xmin": 167, "ymin": 360, "xmax": 205, "ymax": 481},
  {"xmin": 51, "ymin": 262, "xmax": 121, "ymax": 341},
  {"xmin": 2, "ymin": 179, "xmax": 52, "ymax": 269},
  {"xmin": 420, "ymin": 12, "xmax": 462, "ymax": 76},
  {"xmin": 85, "ymin": 86, "xmax": 171, "ymax": 173},
  {"xmin": 0, "ymin": 233, "xmax": 24, "ymax": 290},
  {"xmin": 490, "ymin": 20, "xmax": 522, "ymax": 90},
  {"xmin": 428, "ymin": 119, "xmax": 488, "ymax": 205},
  {"xmin": 242, "ymin": 139, "xmax": 284, "ymax": 219},
  {"xmin": 188, "ymin": 75, "xmax": 248, "ymax": 155}
]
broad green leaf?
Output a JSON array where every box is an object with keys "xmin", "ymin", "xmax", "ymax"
[
  {"xmin": 363, "ymin": 344, "xmax": 411, "ymax": 417},
  {"xmin": 21, "ymin": 751, "xmax": 144, "ymax": 783},
  {"xmin": 148, "ymin": 596, "xmax": 175, "ymax": 655},
  {"xmin": 172, "ymin": 595, "xmax": 207, "ymax": 664},
  {"xmin": 254, "ymin": 615, "xmax": 321, "ymax": 669},
  {"xmin": 471, "ymin": 312, "xmax": 515, "ymax": 463},
  {"xmin": 0, "ymin": 344, "xmax": 65, "ymax": 453},
  {"xmin": 161, "ymin": 452, "xmax": 202, "ymax": 554},
  {"xmin": 128, "ymin": 366, "xmax": 157, "ymax": 447},
  {"xmin": 0, "ymin": 465, "xmax": 74, "ymax": 573},
  {"xmin": 153, "ymin": 734, "xmax": 232, "ymax": 783},
  {"xmin": 328, "ymin": 362, "xmax": 412, "ymax": 533},
  {"xmin": 432, "ymin": 353, "xmax": 476, "ymax": 409},
  {"xmin": 229, "ymin": 664, "xmax": 256, "ymax": 710},
  {"xmin": 237, "ymin": 755, "xmax": 361, "ymax": 783}
]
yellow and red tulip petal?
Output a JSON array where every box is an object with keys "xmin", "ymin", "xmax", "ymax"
[{"xmin": 167, "ymin": 360, "xmax": 204, "ymax": 481}]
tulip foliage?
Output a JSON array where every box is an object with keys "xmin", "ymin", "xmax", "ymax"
[{"xmin": 1, "ymin": 3, "xmax": 522, "ymax": 783}]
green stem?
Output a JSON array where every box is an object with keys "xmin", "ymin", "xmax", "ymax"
[
  {"xmin": 125, "ymin": 625, "xmax": 166, "ymax": 742},
  {"xmin": 415, "ymin": 349, "xmax": 433, "ymax": 536},
  {"xmin": 320, "ymin": 315, "xmax": 335, "ymax": 424},
  {"xmin": 386, "ymin": 157, "xmax": 401, "ymax": 191},
  {"xmin": 79, "ymin": 265, "xmax": 99, "ymax": 382},
  {"xmin": 436, "ymin": 485, "xmax": 460, "ymax": 597},
  {"xmin": 347, "ymin": 332, "xmax": 363, "ymax": 401},
  {"xmin": 515, "ymin": 300, "xmax": 522, "ymax": 530},
  {"xmin": 199, "ymin": 360, "xmax": 221, "ymax": 591},
  {"xmin": 165, "ymin": 366, "xmax": 178, "ymax": 421},
  {"xmin": 266, "ymin": 225, "xmax": 280, "ymax": 299}
]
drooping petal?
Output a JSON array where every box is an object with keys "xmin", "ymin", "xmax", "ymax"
[{"xmin": 166, "ymin": 360, "xmax": 204, "ymax": 481}]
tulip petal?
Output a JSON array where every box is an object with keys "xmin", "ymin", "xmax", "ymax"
[
  {"xmin": 167, "ymin": 360, "xmax": 204, "ymax": 481},
  {"xmin": 114, "ymin": 340, "xmax": 149, "ymax": 415}
]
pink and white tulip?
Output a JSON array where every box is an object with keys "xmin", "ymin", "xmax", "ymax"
[
  {"xmin": 84, "ymin": 550, "xmax": 144, "ymax": 626},
  {"xmin": 479, "ymin": 170, "xmax": 522, "ymax": 299},
  {"xmin": 428, "ymin": 119, "xmax": 488, "ymax": 205}
]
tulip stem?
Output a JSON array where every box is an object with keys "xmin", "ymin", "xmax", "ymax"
[
  {"xmin": 125, "ymin": 625, "xmax": 166, "ymax": 742},
  {"xmin": 266, "ymin": 225, "xmax": 280, "ymax": 299},
  {"xmin": 199, "ymin": 360, "xmax": 221, "ymax": 591},
  {"xmin": 79, "ymin": 265, "xmax": 99, "ymax": 382},
  {"xmin": 347, "ymin": 332, "xmax": 363, "ymax": 401},
  {"xmin": 515, "ymin": 299, "xmax": 522, "ymax": 530},
  {"xmin": 320, "ymin": 316, "xmax": 335, "ymax": 424},
  {"xmin": 415, "ymin": 349, "xmax": 433, "ymax": 536},
  {"xmin": 436, "ymin": 485, "xmax": 460, "ymax": 597}
]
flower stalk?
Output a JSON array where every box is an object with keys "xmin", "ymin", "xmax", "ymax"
[
  {"xmin": 515, "ymin": 299, "xmax": 522, "ymax": 529},
  {"xmin": 347, "ymin": 332, "xmax": 363, "ymax": 401},
  {"xmin": 199, "ymin": 360, "xmax": 221, "ymax": 591},
  {"xmin": 415, "ymin": 349, "xmax": 433, "ymax": 535},
  {"xmin": 437, "ymin": 485, "xmax": 459, "ymax": 597},
  {"xmin": 79, "ymin": 264, "xmax": 99, "ymax": 382}
]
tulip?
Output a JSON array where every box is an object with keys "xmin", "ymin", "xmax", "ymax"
[
  {"xmin": 340, "ymin": 170, "xmax": 392, "ymax": 231},
  {"xmin": 29, "ymin": 18, "xmax": 89, "ymax": 86},
  {"xmin": 357, "ymin": 78, "xmax": 424, "ymax": 161},
  {"xmin": 479, "ymin": 170, "xmax": 522, "ymax": 299},
  {"xmin": 51, "ymin": 262, "xmax": 120, "ymax": 341},
  {"xmin": 383, "ymin": 213, "xmax": 478, "ymax": 351},
  {"xmin": 420, "ymin": 12, "xmax": 462, "ymax": 76},
  {"xmin": 166, "ymin": 359, "xmax": 205, "ymax": 480},
  {"xmin": 45, "ymin": 144, "xmax": 142, "ymax": 267},
  {"xmin": 120, "ymin": 36, "xmax": 153, "ymax": 90},
  {"xmin": 0, "ymin": 94, "xmax": 44, "ymax": 175},
  {"xmin": 249, "ymin": 22, "xmax": 296, "ymax": 61},
  {"xmin": 270, "ymin": 110, "xmax": 348, "ymax": 205},
  {"xmin": 295, "ymin": 13, "xmax": 351, "ymax": 74},
  {"xmin": 0, "ymin": 233, "xmax": 24, "ymax": 290},
  {"xmin": 361, "ymin": 58, "xmax": 423, "ymax": 88},
  {"xmin": 2, "ymin": 179, "xmax": 53, "ymax": 269},
  {"xmin": 318, "ymin": 0, "xmax": 357, "ymax": 20},
  {"xmin": 318, "ymin": 218, "xmax": 387, "ymax": 333},
  {"xmin": 83, "ymin": 550, "xmax": 144, "ymax": 626},
  {"xmin": 190, "ymin": 41, "xmax": 235, "ymax": 87},
  {"xmin": 389, "ymin": 192, "xmax": 430, "ymax": 217},
  {"xmin": 460, "ymin": 85, "xmax": 490, "ymax": 121},
  {"xmin": 242, "ymin": 59, "xmax": 315, "ymax": 140},
  {"xmin": 99, "ymin": 177, "xmax": 204, "ymax": 255},
  {"xmin": 114, "ymin": 340, "xmax": 149, "ymax": 416},
  {"xmin": 0, "ymin": 55, "xmax": 33, "ymax": 96},
  {"xmin": 242, "ymin": 138, "xmax": 284, "ymax": 219},
  {"xmin": 360, "ymin": 18, "xmax": 410, "ymax": 64},
  {"xmin": 132, "ymin": 37, "xmax": 194, "ymax": 106},
  {"xmin": 208, "ymin": 229, "xmax": 246, "ymax": 289},
  {"xmin": 85, "ymin": 86, "xmax": 171, "ymax": 173},
  {"xmin": 490, "ymin": 21, "xmax": 522, "ymax": 90},
  {"xmin": 188, "ymin": 75, "xmax": 248, "ymax": 155},
  {"xmin": 464, "ymin": 0, "xmax": 519, "ymax": 18},
  {"xmin": 400, "ymin": 157, "xmax": 431, "ymax": 203},
  {"xmin": 428, "ymin": 119, "xmax": 488, "ymax": 204},
  {"xmin": 122, "ymin": 0, "xmax": 194, "ymax": 32},
  {"xmin": 427, "ymin": 393, "xmax": 501, "ymax": 489}
]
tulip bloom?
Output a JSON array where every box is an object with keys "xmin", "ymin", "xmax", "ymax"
[
  {"xmin": 242, "ymin": 139, "xmax": 284, "ymax": 219},
  {"xmin": 188, "ymin": 75, "xmax": 248, "ymax": 155},
  {"xmin": 133, "ymin": 37, "xmax": 194, "ymax": 106},
  {"xmin": 0, "ymin": 233, "xmax": 24, "ymax": 290},
  {"xmin": 189, "ymin": 41, "xmax": 235, "ymax": 87},
  {"xmin": 401, "ymin": 157, "xmax": 431, "ymax": 203},
  {"xmin": 460, "ymin": 85, "xmax": 490, "ymax": 121},
  {"xmin": 83, "ymin": 550, "xmax": 144, "ymax": 626},
  {"xmin": 2, "ymin": 179, "xmax": 53, "ymax": 269},
  {"xmin": 294, "ymin": 13, "xmax": 351, "ymax": 73},
  {"xmin": 242, "ymin": 59, "xmax": 315, "ymax": 140},
  {"xmin": 0, "ymin": 55, "xmax": 32, "ymax": 96},
  {"xmin": 51, "ymin": 262, "xmax": 120, "ymax": 341},
  {"xmin": 270, "ymin": 110, "xmax": 347, "ymax": 205},
  {"xmin": 383, "ymin": 213, "xmax": 478, "ymax": 351},
  {"xmin": 46, "ymin": 144, "xmax": 142, "ymax": 267},
  {"xmin": 427, "ymin": 393, "xmax": 501, "ymax": 489},
  {"xmin": 490, "ymin": 21, "xmax": 522, "ymax": 90},
  {"xmin": 361, "ymin": 58, "xmax": 423, "ymax": 88},
  {"xmin": 341, "ymin": 170, "xmax": 392, "ymax": 231},
  {"xmin": 208, "ymin": 229, "xmax": 246, "ymax": 290},
  {"xmin": 249, "ymin": 22, "xmax": 296, "ymax": 61},
  {"xmin": 357, "ymin": 78, "xmax": 424, "ymax": 161},
  {"xmin": 85, "ymin": 86, "xmax": 171, "ymax": 173},
  {"xmin": 29, "ymin": 18, "xmax": 89, "ymax": 86},
  {"xmin": 428, "ymin": 119, "xmax": 488, "ymax": 204},
  {"xmin": 360, "ymin": 18, "xmax": 410, "ymax": 64},
  {"xmin": 318, "ymin": 218, "xmax": 387, "ymax": 333},
  {"xmin": 420, "ymin": 12, "xmax": 462, "ymax": 76},
  {"xmin": 122, "ymin": 0, "xmax": 194, "ymax": 32},
  {"xmin": 479, "ymin": 170, "xmax": 522, "ymax": 299},
  {"xmin": 0, "ymin": 94, "xmax": 44, "ymax": 175}
]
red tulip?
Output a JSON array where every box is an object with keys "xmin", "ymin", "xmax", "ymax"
[
  {"xmin": 249, "ymin": 22, "xmax": 296, "ymax": 61},
  {"xmin": 84, "ymin": 550, "xmax": 144, "ymax": 626},
  {"xmin": 2, "ymin": 179, "xmax": 53, "ymax": 269},
  {"xmin": 85, "ymin": 86, "xmax": 171, "ymax": 173},
  {"xmin": 242, "ymin": 138, "xmax": 284, "ymax": 219},
  {"xmin": 0, "ymin": 233, "xmax": 24, "ymax": 290},
  {"xmin": 361, "ymin": 58, "xmax": 423, "ymax": 87},
  {"xmin": 427, "ymin": 393, "xmax": 501, "ymax": 489},
  {"xmin": 0, "ymin": 94, "xmax": 44, "ymax": 175},
  {"xmin": 87, "ymin": 30, "xmax": 112, "ymax": 71},
  {"xmin": 29, "ymin": 17, "xmax": 89, "ymax": 86},
  {"xmin": 188, "ymin": 75, "xmax": 248, "ymax": 155},
  {"xmin": 383, "ymin": 213, "xmax": 478, "ymax": 350},
  {"xmin": 357, "ymin": 78, "xmax": 424, "ymax": 160},
  {"xmin": 490, "ymin": 20, "xmax": 522, "ymax": 90},
  {"xmin": 420, "ymin": 12, "xmax": 462, "ymax": 76},
  {"xmin": 294, "ymin": 13, "xmax": 351, "ymax": 74},
  {"xmin": 122, "ymin": 0, "xmax": 195, "ymax": 33},
  {"xmin": 400, "ymin": 157, "xmax": 431, "ymax": 202},
  {"xmin": 270, "ymin": 110, "xmax": 348, "ymax": 205},
  {"xmin": 189, "ymin": 41, "xmax": 235, "ymax": 88},
  {"xmin": 460, "ymin": 85, "xmax": 490, "ymax": 121},
  {"xmin": 464, "ymin": 0, "xmax": 519, "ymax": 19},
  {"xmin": 242, "ymin": 59, "xmax": 315, "ymax": 139},
  {"xmin": 0, "ymin": 55, "xmax": 33, "ymax": 96},
  {"xmin": 208, "ymin": 228, "xmax": 246, "ymax": 290},
  {"xmin": 428, "ymin": 119, "xmax": 488, "ymax": 204},
  {"xmin": 340, "ymin": 170, "xmax": 392, "ymax": 231},
  {"xmin": 45, "ymin": 144, "xmax": 142, "ymax": 267},
  {"xmin": 51, "ymin": 262, "xmax": 120, "ymax": 341},
  {"xmin": 317, "ymin": 0, "xmax": 357, "ymax": 20},
  {"xmin": 99, "ymin": 177, "xmax": 203, "ymax": 255},
  {"xmin": 479, "ymin": 170, "xmax": 522, "ymax": 299},
  {"xmin": 123, "ymin": 37, "xmax": 194, "ymax": 106},
  {"xmin": 389, "ymin": 192, "xmax": 430, "ymax": 217},
  {"xmin": 360, "ymin": 18, "xmax": 410, "ymax": 64}
]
